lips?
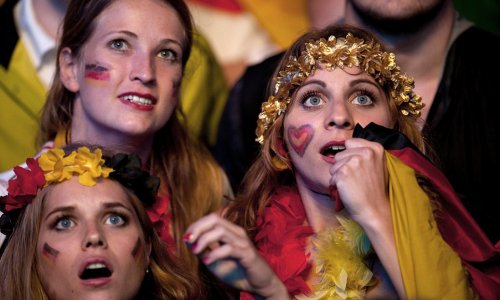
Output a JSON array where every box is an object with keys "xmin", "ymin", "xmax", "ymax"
[
  {"xmin": 118, "ymin": 92, "xmax": 157, "ymax": 106},
  {"xmin": 79, "ymin": 258, "xmax": 113, "ymax": 281},
  {"xmin": 320, "ymin": 142, "xmax": 346, "ymax": 157}
]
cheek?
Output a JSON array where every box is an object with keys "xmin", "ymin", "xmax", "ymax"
[
  {"xmin": 286, "ymin": 124, "xmax": 315, "ymax": 157},
  {"xmin": 84, "ymin": 63, "xmax": 111, "ymax": 81}
]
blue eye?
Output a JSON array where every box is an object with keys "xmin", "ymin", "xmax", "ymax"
[
  {"xmin": 55, "ymin": 217, "xmax": 74, "ymax": 230},
  {"xmin": 352, "ymin": 94, "xmax": 373, "ymax": 106},
  {"xmin": 301, "ymin": 91, "xmax": 324, "ymax": 108},
  {"xmin": 106, "ymin": 214, "xmax": 125, "ymax": 226},
  {"xmin": 110, "ymin": 39, "xmax": 127, "ymax": 51}
]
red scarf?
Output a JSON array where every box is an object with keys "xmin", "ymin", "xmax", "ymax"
[{"xmin": 249, "ymin": 186, "xmax": 314, "ymax": 298}]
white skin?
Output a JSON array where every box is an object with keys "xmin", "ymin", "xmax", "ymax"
[
  {"xmin": 345, "ymin": 0, "xmax": 456, "ymax": 122},
  {"xmin": 184, "ymin": 213, "xmax": 290, "ymax": 300},
  {"xmin": 37, "ymin": 178, "xmax": 151, "ymax": 300},
  {"xmin": 59, "ymin": 0, "xmax": 185, "ymax": 162},
  {"xmin": 283, "ymin": 67, "xmax": 404, "ymax": 298}
]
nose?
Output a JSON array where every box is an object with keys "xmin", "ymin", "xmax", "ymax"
[
  {"xmin": 325, "ymin": 101, "xmax": 353, "ymax": 129},
  {"xmin": 129, "ymin": 51, "xmax": 155, "ymax": 84},
  {"xmin": 82, "ymin": 223, "xmax": 107, "ymax": 249}
]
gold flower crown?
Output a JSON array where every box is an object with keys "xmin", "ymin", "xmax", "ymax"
[{"xmin": 256, "ymin": 33, "xmax": 424, "ymax": 144}]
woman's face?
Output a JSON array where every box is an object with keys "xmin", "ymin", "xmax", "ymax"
[
  {"xmin": 63, "ymin": 0, "xmax": 185, "ymax": 143},
  {"xmin": 283, "ymin": 67, "xmax": 393, "ymax": 193},
  {"xmin": 37, "ymin": 178, "xmax": 150, "ymax": 300}
]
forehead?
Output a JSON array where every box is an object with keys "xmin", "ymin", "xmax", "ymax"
[
  {"xmin": 43, "ymin": 178, "xmax": 132, "ymax": 212},
  {"xmin": 91, "ymin": 0, "xmax": 185, "ymax": 43},
  {"xmin": 302, "ymin": 66, "xmax": 380, "ymax": 86}
]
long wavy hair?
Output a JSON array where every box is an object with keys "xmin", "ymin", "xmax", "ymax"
[
  {"xmin": 225, "ymin": 24, "xmax": 427, "ymax": 238},
  {"xmin": 36, "ymin": 0, "xmax": 227, "ymax": 286},
  {"xmin": 0, "ymin": 181, "xmax": 202, "ymax": 299}
]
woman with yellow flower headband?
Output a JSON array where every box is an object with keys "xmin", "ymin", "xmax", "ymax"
[
  {"xmin": 0, "ymin": 145, "xmax": 290, "ymax": 300},
  {"xmin": 0, "ymin": 0, "xmax": 232, "ymax": 297},
  {"xmin": 0, "ymin": 145, "xmax": 201, "ymax": 299},
  {"xmin": 222, "ymin": 24, "xmax": 499, "ymax": 299}
]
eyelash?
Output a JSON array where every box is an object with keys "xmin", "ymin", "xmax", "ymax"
[
  {"xmin": 351, "ymin": 89, "xmax": 376, "ymax": 105},
  {"xmin": 299, "ymin": 90, "xmax": 324, "ymax": 108},
  {"xmin": 109, "ymin": 39, "xmax": 128, "ymax": 52},
  {"xmin": 51, "ymin": 214, "xmax": 74, "ymax": 231}
]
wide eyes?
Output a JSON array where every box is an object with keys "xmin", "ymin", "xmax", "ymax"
[
  {"xmin": 52, "ymin": 213, "xmax": 127, "ymax": 231},
  {"xmin": 299, "ymin": 89, "xmax": 375, "ymax": 109},
  {"xmin": 352, "ymin": 93, "xmax": 373, "ymax": 106},
  {"xmin": 55, "ymin": 217, "xmax": 74, "ymax": 230},
  {"xmin": 301, "ymin": 91, "xmax": 325, "ymax": 108},
  {"xmin": 106, "ymin": 214, "xmax": 126, "ymax": 226}
]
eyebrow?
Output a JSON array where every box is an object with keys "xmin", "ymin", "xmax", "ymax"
[
  {"xmin": 102, "ymin": 202, "xmax": 134, "ymax": 213},
  {"xmin": 300, "ymin": 79, "xmax": 326, "ymax": 89},
  {"xmin": 349, "ymin": 78, "xmax": 382, "ymax": 90},
  {"xmin": 44, "ymin": 206, "xmax": 76, "ymax": 221}
]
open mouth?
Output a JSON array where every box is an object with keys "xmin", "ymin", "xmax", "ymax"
[
  {"xmin": 80, "ymin": 263, "xmax": 112, "ymax": 280},
  {"xmin": 320, "ymin": 144, "xmax": 346, "ymax": 157}
]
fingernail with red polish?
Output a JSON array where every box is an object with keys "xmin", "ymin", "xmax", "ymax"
[{"xmin": 183, "ymin": 233, "xmax": 192, "ymax": 242}]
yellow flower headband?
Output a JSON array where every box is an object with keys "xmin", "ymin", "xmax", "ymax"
[
  {"xmin": 255, "ymin": 33, "xmax": 424, "ymax": 144},
  {"xmin": 39, "ymin": 146, "xmax": 113, "ymax": 187},
  {"xmin": 1, "ymin": 146, "xmax": 160, "ymax": 236}
]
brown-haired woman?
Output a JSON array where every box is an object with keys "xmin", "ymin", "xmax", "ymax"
[
  {"xmin": 224, "ymin": 24, "xmax": 499, "ymax": 299},
  {"xmin": 1, "ymin": 0, "xmax": 230, "ymax": 297}
]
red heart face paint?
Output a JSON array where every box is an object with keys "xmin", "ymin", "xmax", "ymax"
[
  {"xmin": 42, "ymin": 242, "xmax": 60, "ymax": 262},
  {"xmin": 287, "ymin": 124, "xmax": 314, "ymax": 157},
  {"xmin": 84, "ymin": 64, "xmax": 110, "ymax": 81}
]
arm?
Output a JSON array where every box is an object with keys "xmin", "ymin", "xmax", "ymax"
[
  {"xmin": 185, "ymin": 213, "xmax": 290, "ymax": 300},
  {"xmin": 330, "ymin": 138, "xmax": 405, "ymax": 298}
]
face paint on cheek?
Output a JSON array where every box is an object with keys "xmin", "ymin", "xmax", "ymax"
[
  {"xmin": 84, "ymin": 64, "xmax": 110, "ymax": 81},
  {"xmin": 287, "ymin": 124, "xmax": 314, "ymax": 157},
  {"xmin": 131, "ymin": 237, "xmax": 143, "ymax": 260},
  {"xmin": 42, "ymin": 242, "xmax": 60, "ymax": 263}
]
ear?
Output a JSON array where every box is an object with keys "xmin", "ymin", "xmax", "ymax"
[{"xmin": 59, "ymin": 47, "xmax": 80, "ymax": 92}]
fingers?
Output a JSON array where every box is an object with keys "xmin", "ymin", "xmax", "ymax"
[{"xmin": 184, "ymin": 213, "xmax": 253, "ymax": 263}]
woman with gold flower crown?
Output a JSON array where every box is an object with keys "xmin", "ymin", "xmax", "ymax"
[{"xmin": 221, "ymin": 24, "xmax": 499, "ymax": 299}]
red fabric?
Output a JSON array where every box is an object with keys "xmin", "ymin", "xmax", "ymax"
[
  {"xmin": 188, "ymin": 0, "xmax": 243, "ymax": 13},
  {"xmin": 146, "ymin": 193, "xmax": 175, "ymax": 251},
  {"xmin": 252, "ymin": 186, "xmax": 314, "ymax": 298},
  {"xmin": 1, "ymin": 158, "xmax": 45, "ymax": 211},
  {"xmin": 389, "ymin": 148, "xmax": 500, "ymax": 299}
]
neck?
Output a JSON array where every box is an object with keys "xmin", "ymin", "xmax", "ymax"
[
  {"xmin": 70, "ymin": 122, "xmax": 154, "ymax": 164},
  {"xmin": 344, "ymin": 0, "xmax": 456, "ymax": 120},
  {"xmin": 31, "ymin": 0, "xmax": 67, "ymax": 40},
  {"xmin": 296, "ymin": 180, "xmax": 341, "ymax": 233}
]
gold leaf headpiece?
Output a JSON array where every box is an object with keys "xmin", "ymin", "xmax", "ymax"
[{"xmin": 256, "ymin": 33, "xmax": 423, "ymax": 144}]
